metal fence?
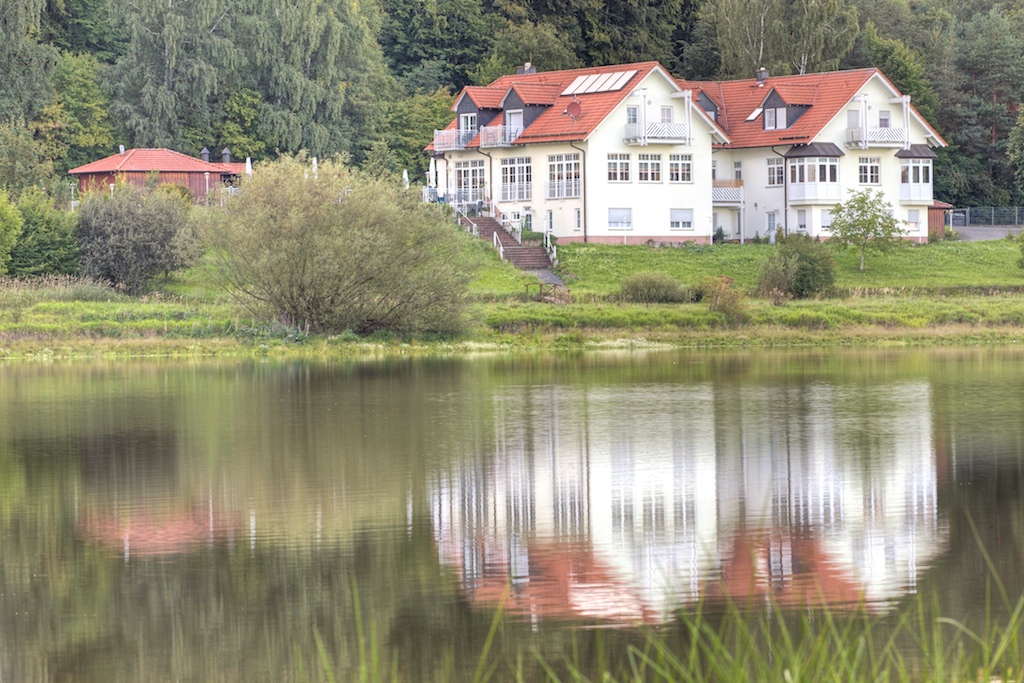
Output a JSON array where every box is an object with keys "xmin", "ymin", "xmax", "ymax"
[{"xmin": 950, "ymin": 207, "xmax": 1024, "ymax": 226}]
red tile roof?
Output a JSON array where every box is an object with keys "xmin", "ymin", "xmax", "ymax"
[
  {"xmin": 69, "ymin": 148, "xmax": 237, "ymax": 175},
  {"xmin": 505, "ymin": 83, "xmax": 562, "ymax": 106},
  {"xmin": 431, "ymin": 62, "xmax": 668, "ymax": 149},
  {"xmin": 680, "ymin": 68, "xmax": 945, "ymax": 149},
  {"xmin": 458, "ymin": 86, "xmax": 506, "ymax": 110}
]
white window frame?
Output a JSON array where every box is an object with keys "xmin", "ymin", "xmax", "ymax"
[
  {"xmin": 670, "ymin": 208, "xmax": 694, "ymax": 231},
  {"xmin": 459, "ymin": 113, "xmax": 477, "ymax": 132},
  {"xmin": 797, "ymin": 209, "xmax": 807, "ymax": 233},
  {"xmin": 879, "ymin": 110, "xmax": 891, "ymax": 128},
  {"xmin": 711, "ymin": 160, "xmax": 717, "ymax": 181},
  {"xmin": 626, "ymin": 106, "xmax": 638, "ymax": 125},
  {"xmin": 733, "ymin": 161, "xmax": 742, "ymax": 181},
  {"xmin": 607, "ymin": 153, "xmax": 630, "ymax": 182},
  {"xmin": 608, "ymin": 208, "xmax": 632, "ymax": 230},
  {"xmin": 661, "ymin": 106, "xmax": 673, "ymax": 124},
  {"xmin": 767, "ymin": 158, "xmax": 784, "ymax": 186},
  {"xmin": 574, "ymin": 208, "xmax": 581, "ymax": 231},
  {"xmin": 859, "ymin": 156, "xmax": 880, "ymax": 184},
  {"xmin": 547, "ymin": 153, "xmax": 580, "ymax": 199},
  {"xmin": 500, "ymin": 156, "xmax": 532, "ymax": 202},
  {"xmin": 669, "ymin": 154, "xmax": 692, "ymax": 183},
  {"xmin": 907, "ymin": 209, "xmax": 920, "ymax": 232},
  {"xmin": 638, "ymin": 153, "xmax": 662, "ymax": 182},
  {"xmin": 821, "ymin": 209, "xmax": 832, "ymax": 232}
]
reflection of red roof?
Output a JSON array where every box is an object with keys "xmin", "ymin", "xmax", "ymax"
[
  {"xmin": 453, "ymin": 540, "xmax": 657, "ymax": 625},
  {"xmin": 69, "ymin": 148, "xmax": 239, "ymax": 176},
  {"xmin": 77, "ymin": 504, "xmax": 237, "ymax": 557},
  {"xmin": 706, "ymin": 531, "xmax": 867, "ymax": 611}
]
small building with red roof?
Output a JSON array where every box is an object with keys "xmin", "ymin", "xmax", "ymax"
[
  {"xmin": 69, "ymin": 147, "xmax": 247, "ymax": 203},
  {"xmin": 427, "ymin": 62, "xmax": 945, "ymax": 244}
]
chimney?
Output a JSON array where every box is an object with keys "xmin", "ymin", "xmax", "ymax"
[
  {"xmin": 756, "ymin": 67, "xmax": 768, "ymax": 87},
  {"xmin": 201, "ymin": 147, "xmax": 210, "ymax": 163},
  {"xmin": 222, "ymin": 148, "xmax": 231, "ymax": 164},
  {"xmin": 516, "ymin": 62, "xmax": 537, "ymax": 75}
]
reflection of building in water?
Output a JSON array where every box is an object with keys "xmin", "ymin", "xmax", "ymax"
[{"xmin": 431, "ymin": 379, "xmax": 947, "ymax": 623}]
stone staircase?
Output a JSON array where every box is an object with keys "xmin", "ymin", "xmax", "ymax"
[{"xmin": 461, "ymin": 216, "xmax": 553, "ymax": 270}]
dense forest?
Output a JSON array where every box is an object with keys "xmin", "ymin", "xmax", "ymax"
[{"xmin": 2, "ymin": 0, "xmax": 1024, "ymax": 206}]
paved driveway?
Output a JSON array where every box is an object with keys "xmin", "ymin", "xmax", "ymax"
[{"xmin": 954, "ymin": 225, "xmax": 1022, "ymax": 241}]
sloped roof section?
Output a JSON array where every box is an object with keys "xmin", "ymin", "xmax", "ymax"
[
  {"xmin": 69, "ymin": 148, "xmax": 234, "ymax": 175},
  {"xmin": 784, "ymin": 142, "xmax": 845, "ymax": 158},
  {"xmin": 680, "ymin": 69, "xmax": 945, "ymax": 149},
  {"xmin": 505, "ymin": 83, "xmax": 562, "ymax": 106},
  {"xmin": 458, "ymin": 86, "xmax": 506, "ymax": 110}
]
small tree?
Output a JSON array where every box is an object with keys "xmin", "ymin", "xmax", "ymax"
[
  {"xmin": 829, "ymin": 189, "xmax": 906, "ymax": 271},
  {"xmin": 9, "ymin": 188, "xmax": 78, "ymax": 276},
  {"xmin": 76, "ymin": 182, "xmax": 194, "ymax": 293},
  {"xmin": 0, "ymin": 191, "xmax": 24, "ymax": 275},
  {"xmin": 201, "ymin": 156, "xmax": 479, "ymax": 336}
]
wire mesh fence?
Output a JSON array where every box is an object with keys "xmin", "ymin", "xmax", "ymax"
[{"xmin": 950, "ymin": 207, "xmax": 1024, "ymax": 226}]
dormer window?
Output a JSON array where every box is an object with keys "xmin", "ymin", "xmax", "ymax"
[
  {"xmin": 460, "ymin": 113, "xmax": 477, "ymax": 132},
  {"xmin": 764, "ymin": 107, "xmax": 787, "ymax": 130}
]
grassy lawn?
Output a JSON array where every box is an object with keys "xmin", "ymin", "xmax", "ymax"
[
  {"xmin": 1, "ymin": 237, "xmax": 1023, "ymax": 357},
  {"xmin": 554, "ymin": 238, "xmax": 1024, "ymax": 298}
]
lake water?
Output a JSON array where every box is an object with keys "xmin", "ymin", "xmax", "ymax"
[{"xmin": 1, "ymin": 348, "xmax": 1023, "ymax": 681}]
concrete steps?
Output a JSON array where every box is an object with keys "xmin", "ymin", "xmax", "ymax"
[{"xmin": 460, "ymin": 216, "xmax": 553, "ymax": 271}]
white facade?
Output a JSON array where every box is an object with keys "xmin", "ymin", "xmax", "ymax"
[{"xmin": 430, "ymin": 65, "xmax": 944, "ymax": 245}]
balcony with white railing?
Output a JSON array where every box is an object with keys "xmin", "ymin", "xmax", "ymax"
[
  {"xmin": 900, "ymin": 183, "xmax": 933, "ymax": 203},
  {"xmin": 624, "ymin": 122, "xmax": 690, "ymax": 144},
  {"xmin": 712, "ymin": 180, "xmax": 743, "ymax": 204},
  {"xmin": 433, "ymin": 128, "xmax": 477, "ymax": 151},
  {"xmin": 449, "ymin": 187, "xmax": 486, "ymax": 206},
  {"xmin": 544, "ymin": 180, "xmax": 581, "ymax": 200},
  {"xmin": 500, "ymin": 183, "xmax": 532, "ymax": 202},
  {"xmin": 846, "ymin": 126, "xmax": 908, "ymax": 147},
  {"xmin": 480, "ymin": 125, "xmax": 523, "ymax": 148}
]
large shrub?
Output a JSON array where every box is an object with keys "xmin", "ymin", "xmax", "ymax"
[
  {"xmin": 0, "ymin": 191, "xmax": 22, "ymax": 275},
  {"xmin": 619, "ymin": 271, "xmax": 688, "ymax": 303},
  {"xmin": 758, "ymin": 233, "xmax": 835, "ymax": 300},
  {"xmin": 201, "ymin": 156, "xmax": 479, "ymax": 336},
  {"xmin": 76, "ymin": 182, "xmax": 195, "ymax": 293},
  {"xmin": 8, "ymin": 188, "xmax": 78, "ymax": 276}
]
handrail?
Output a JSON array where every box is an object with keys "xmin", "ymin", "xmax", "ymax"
[
  {"xmin": 456, "ymin": 208, "xmax": 478, "ymax": 236},
  {"xmin": 544, "ymin": 232, "xmax": 558, "ymax": 267},
  {"xmin": 492, "ymin": 230, "xmax": 504, "ymax": 260}
]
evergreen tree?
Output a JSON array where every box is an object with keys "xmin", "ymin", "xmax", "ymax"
[
  {"xmin": 0, "ymin": 120, "xmax": 54, "ymax": 199},
  {"xmin": 104, "ymin": 0, "xmax": 240, "ymax": 151},
  {"xmin": 9, "ymin": 188, "xmax": 78, "ymax": 276},
  {"xmin": 234, "ymin": 0, "xmax": 390, "ymax": 159},
  {"xmin": 49, "ymin": 52, "xmax": 117, "ymax": 173},
  {"xmin": 378, "ymin": 0, "xmax": 493, "ymax": 91},
  {"xmin": 0, "ymin": 0, "xmax": 59, "ymax": 121}
]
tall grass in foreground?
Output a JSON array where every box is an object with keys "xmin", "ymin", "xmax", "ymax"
[
  {"xmin": 306, "ymin": 586, "xmax": 1024, "ymax": 682},
  {"xmin": 0, "ymin": 275, "xmax": 121, "ymax": 306}
]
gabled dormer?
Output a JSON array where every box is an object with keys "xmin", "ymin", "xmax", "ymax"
[
  {"xmin": 479, "ymin": 84, "xmax": 561, "ymax": 147},
  {"xmin": 695, "ymin": 92, "xmax": 718, "ymax": 122},
  {"xmin": 749, "ymin": 88, "xmax": 812, "ymax": 131}
]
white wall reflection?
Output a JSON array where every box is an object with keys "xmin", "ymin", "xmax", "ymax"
[{"xmin": 431, "ymin": 379, "xmax": 947, "ymax": 624}]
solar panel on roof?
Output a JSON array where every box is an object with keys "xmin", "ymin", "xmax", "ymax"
[
  {"xmin": 561, "ymin": 69, "xmax": 639, "ymax": 96},
  {"xmin": 583, "ymin": 73, "xmax": 615, "ymax": 93},
  {"xmin": 561, "ymin": 75, "xmax": 588, "ymax": 95},
  {"xmin": 608, "ymin": 70, "xmax": 637, "ymax": 90}
]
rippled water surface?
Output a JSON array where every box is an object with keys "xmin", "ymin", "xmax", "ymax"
[{"xmin": 1, "ymin": 348, "xmax": 1023, "ymax": 680}]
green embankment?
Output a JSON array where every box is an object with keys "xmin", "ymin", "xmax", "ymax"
[{"xmin": 0, "ymin": 239, "xmax": 1023, "ymax": 357}]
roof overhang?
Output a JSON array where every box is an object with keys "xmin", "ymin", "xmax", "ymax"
[{"xmin": 784, "ymin": 142, "xmax": 845, "ymax": 158}]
